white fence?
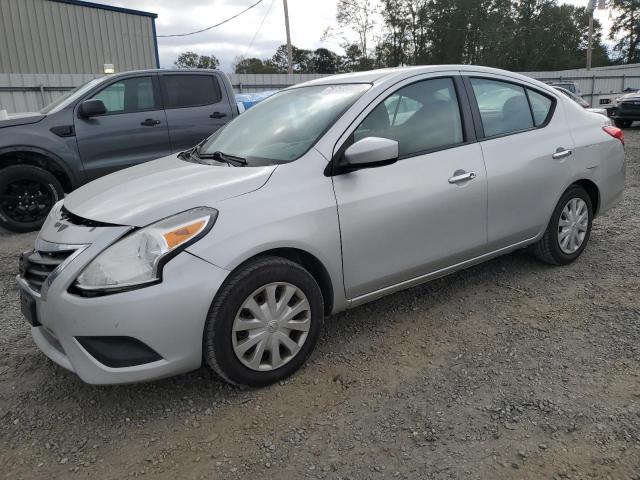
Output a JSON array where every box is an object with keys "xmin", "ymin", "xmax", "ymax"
[{"xmin": 2, "ymin": 66, "xmax": 640, "ymax": 114}]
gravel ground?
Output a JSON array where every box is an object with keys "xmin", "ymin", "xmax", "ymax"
[{"xmin": 1, "ymin": 130, "xmax": 639, "ymax": 480}]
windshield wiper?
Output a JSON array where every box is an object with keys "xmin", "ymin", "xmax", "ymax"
[
  {"xmin": 197, "ymin": 150, "xmax": 248, "ymax": 167},
  {"xmin": 177, "ymin": 146, "xmax": 198, "ymax": 162}
]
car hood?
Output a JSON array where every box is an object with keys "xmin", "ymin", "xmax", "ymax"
[
  {"xmin": 0, "ymin": 111, "xmax": 45, "ymax": 128},
  {"xmin": 64, "ymin": 155, "xmax": 276, "ymax": 227},
  {"xmin": 619, "ymin": 92, "xmax": 640, "ymax": 101}
]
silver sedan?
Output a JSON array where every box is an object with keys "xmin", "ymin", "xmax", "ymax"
[{"xmin": 17, "ymin": 66, "xmax": 625, "ymax": 387}]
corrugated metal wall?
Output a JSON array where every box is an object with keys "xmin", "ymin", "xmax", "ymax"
[
  {"xmin": 3, "ymin": 67, "xmax": 640, "ymax": 114},
  {"xmin": 0, "ymin": 0, "xmax": 157, "ymax": 74},
  {"xmin": 523, "ymin": 64, "xmax": 640, "ymax": 102},
  {"xmin": 0, "ymin": 73, "xmax": 99, "ymax": 112},
  {"xmin": 0, "ymin": 73, "xmax": 331, "ymax": 113},
  {"xmin": 228, "ymin": 73, "xmax": 329, "ymax": 92}
]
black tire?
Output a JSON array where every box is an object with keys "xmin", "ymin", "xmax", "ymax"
[
  {"xmin": 531, "ymin": 185, "xmax": 593, "ymax": 266},
  {"xmin": 0, "ymin": 165, "xmax": 64, "ymax": 233},
  {"xmin": 614, "ymin": 119, "xmax": 633, "ymax": 128},
  {"xmin": 203, "ymin": 256, "xmax": 324, "ymax": 387}
]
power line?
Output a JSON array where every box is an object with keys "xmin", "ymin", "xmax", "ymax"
[
  {"xmin": 247, "ymin": 0, "xmax": 277, "ymax": 53},
  {"xmin": 157, "ymin": 0, "xmax": 264, "ymax": 38}
]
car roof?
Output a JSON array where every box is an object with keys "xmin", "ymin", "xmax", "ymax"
[{"xmin": 296, "ymin": 65, "xmax": 553, "ymax": 90}]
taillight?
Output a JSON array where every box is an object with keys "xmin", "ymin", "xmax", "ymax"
[{"xmin": 603, "ymin": 126, "xmax": 624, "ymax": 145}]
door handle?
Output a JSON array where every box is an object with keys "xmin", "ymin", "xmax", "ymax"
[
  {"xmin": 552, "ymin": 148, "xmax": 573, "ymax": 160},
  {"xmin": 210, "ymin": 111, "xmax": 227, "ymax": 119},
  {"xmin": 140, "ymin": 119, "xmax": 161, "ymax": 126},
  {"xmin": 448, "ymin": 171, "xmax": 477, "ymax": 184}
]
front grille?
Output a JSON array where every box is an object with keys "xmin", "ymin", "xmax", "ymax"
[
  {"xmin": 620, "ymin": 101, "xmax": 640, "ymax": 111},
  {"xmin": 60, "ymin": 206, "xmax": 117, "ymax": 228},
  {"xmin": 19, "ymin": 249, "xmax": 75, "ymax": 293}
]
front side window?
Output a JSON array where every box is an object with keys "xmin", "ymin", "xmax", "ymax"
[
  {"xmin": 199, "ymin": 84, "xmax": 370, "ymax": 164},
  {"xmin": 354, "ymin": 78, "xmax": 464, "ymax": 157},
  {"xmin": 471, "ymin": 78, "xmax": 534, "ymax": 137},
  {"xmin": 91, "ymin": 76, "xmax": 155, "ymax": 114},
  {"xmin": 162, "ymin": 75, "xmax": 221, "ymax": 108}
]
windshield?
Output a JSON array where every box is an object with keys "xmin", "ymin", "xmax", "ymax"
[
  {"xmin": 40, "ymin": 77, "xmax": 106, "ymax": 114},
  {"xmin": 198, "ymin": 84, "xmax": 370, "ymax": 165}
]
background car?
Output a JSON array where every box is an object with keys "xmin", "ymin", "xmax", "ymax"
[
  {"xmin": 547, "ymin": 81, "xmax": 582, "ymax": 96},
  {"xmin": 552, "ymin": 86, "xmax": 608, "ymax": 116},
  {"xmin": 0, "ymin": 69, "xmax": 239, "ymax": 233},
  {"xmin": 608, "ymin": 90, "xmax": 640, "ymax": 128}
]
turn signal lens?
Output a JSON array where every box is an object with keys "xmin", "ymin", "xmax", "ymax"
[
  {"xmin": 163, "ymin": 220, "xmax": 207, "ymax": 249},
  {"xmin": 603, "ymin": 126, "xmax": 624, "ymax": 145}
]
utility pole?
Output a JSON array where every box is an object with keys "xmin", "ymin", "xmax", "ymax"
[
  {"xmin": 587, "ymin": 1, "xmax": 595, "ymax": 70},
  {"xmin": 283, "ymin": 0, "xmax": 293, "ymax": 74},
  {"xmin": 587, "ymin": 0, "xmax": 607, "ymax": 70}
]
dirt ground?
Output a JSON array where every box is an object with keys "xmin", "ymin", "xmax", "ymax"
[{"xmin": 1, "ymin": 129, "xmax": 639, "ymax": 480}]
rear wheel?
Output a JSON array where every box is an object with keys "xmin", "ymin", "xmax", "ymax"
[
  {"xmin": 203, "ymin": 256, "xmax": 324, "ymax": 387},
  {"xmin": 614, "ymin": 119, "xmax": 633, "ymax": 128},
  {"xmin": 531, "ymin": 186, "xmax": 593, "ymax": 266},
  {"xmin": 0, "ymin": 165, "xmax": 64, "ymax": 233}
]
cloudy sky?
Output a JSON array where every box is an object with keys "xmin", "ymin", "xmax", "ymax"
[{"xmin": 92, "ymin": 0, "xmax": 614, "ymax": 72}]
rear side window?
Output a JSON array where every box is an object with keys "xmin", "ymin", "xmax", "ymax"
[
  {"xmin": 527, "ymin": 89, "xmax": 553, "ymax": 126},
  {"xmin": 162, "ymin": 75, "xmax": 221, "ymax": 109},
  {"xmin": 470, "ymin": 78, "xmax": 533, "ymax": 137},
  {"xmin": 354, "ymin": 77, "xmax": 464, "ymax": 158},
  {"xmin": 91, "ymin": 76, "xmax": 156, "ymax": 114}
]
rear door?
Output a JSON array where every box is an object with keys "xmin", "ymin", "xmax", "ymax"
[
  {"xmin": 160, "ymin": 73, "xmax": 233, "ymax": 152},
  {"xmin": 332, "ymin": 75, "xmax": 488, "ymax": 299},
  {"xmin": 463, "ymin": 74, "xmax": 574, "ymax": 250},
  {"xmin": 75, "ymin": 74, "xmax": 171, "ymax": 181}
]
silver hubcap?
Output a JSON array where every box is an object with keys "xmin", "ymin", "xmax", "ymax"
[
  {"xmin": 232, "ymin": 282, "xmax": 311, "ymax": 371},
  {"xmin": 558, "ymin": 198, "xmax": 589, "ymax": 254}
]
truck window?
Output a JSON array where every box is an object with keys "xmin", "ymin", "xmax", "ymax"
[
  {"xmin": 162, "ymin": 75, "xmax": 221, "ymax": 109},
  {"xmin": 90, "ymin": 76, "xmax": 156, "ymax": 114}
]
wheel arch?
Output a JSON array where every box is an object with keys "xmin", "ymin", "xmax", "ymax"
[
  {"xmin": 0, "ymin": 146, "xmax": 79, "ymax": 192},
  {"xmin": 228, "ymin": 247, "xmax": 335, "ymax": 316},
  {"xmin": 571, "ymin": 179, "xmax": 600, "ymax": 216}
]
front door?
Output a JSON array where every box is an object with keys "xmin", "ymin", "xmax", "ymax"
[
  {"xmin": 332, "ymin": 76, "xmax": 488, "ymax": 299},
  {"xmin": 74, "ymin": 75, "xmax": 171, "ymax": 181},
  {"xmin": 160, "ymin": 73, "xmax": 233, "ymax": 152}
]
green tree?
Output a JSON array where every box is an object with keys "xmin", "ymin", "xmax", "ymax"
[
  {"xmin": 609, "ymin": 0, "xmax": 640, "ymax": 64},
  {"xmin": 336, "ymin": 0, "xmax": 377, "ymax": 69},
  {"xmin": 174, "ymin": 51, "xmax": 220, "ymax": 69},
  {"xmin": 234, "ymin": 57, "xmax": 281, "ymax": 74},
  {"xmin": 311, "ymin": 48, "xmax": 341, "ymax": 74}
]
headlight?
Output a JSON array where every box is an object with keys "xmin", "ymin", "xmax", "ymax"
[
  {"xmin": 613, "ymin": 97, "xmax": 622, "ymax": 106},
  {"xmin": 75, "ymin": 207, "xmax": 217, "ymax": 293}
]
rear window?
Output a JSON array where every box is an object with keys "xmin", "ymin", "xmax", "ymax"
[{"xmin": 162, "ymin": 75, "xmax": 221, "ymax": 109}]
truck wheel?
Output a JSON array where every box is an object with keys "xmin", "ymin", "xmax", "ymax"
[
  {"xmin": 203, "ymin": 256, "xmax": 324, "ymax": 387},
  {"xmin": 0, "ymin": 165, "xmax": 64, "ymax": 233},
  {"xmin": 614, "ymin": 119, "xmax": 633, "ymax": 128}
]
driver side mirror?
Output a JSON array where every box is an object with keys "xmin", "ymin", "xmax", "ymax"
[
  {"xmin": 78, "ymin": 99, "xmax": 107, "ymax": 118},
  {"xmin": 336, "ymin": 137, "xmax": 399, "ymax": 174}
]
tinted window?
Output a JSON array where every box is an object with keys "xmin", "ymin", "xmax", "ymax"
[
  {"xmin": 163, "ymin": 75, "xmax": 220, "ymax": 108},
  {"xmin": 91, "ymin": 76, "xmax": 155, "ymax": 114},
  {"xmin": 527, "ymin": 89, "xmax": 553, "ymax": 126},
  {"xmin": 471, "ymin": 78, "xmax": 534, "ymax": 137},
  {"xmin": 354, "ymin": 78, "xmax": 464, "ymax": 157}
]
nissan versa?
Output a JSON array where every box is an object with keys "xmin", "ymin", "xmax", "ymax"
[{"xmin": 17, "ymin": 66, "xmax": 625, "ymax": 387}]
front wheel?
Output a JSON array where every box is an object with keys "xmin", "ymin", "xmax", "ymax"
[
  {"xmin": 203, "ymin": 256, "xmax": 324, "ymax": 387},
  {"xmin": 0, "ymin": 165, "xmax": 64, "ymax": 233},
  {"xmin": 531, "ymin": 186, "xmax": 593, "ymax": 265}
]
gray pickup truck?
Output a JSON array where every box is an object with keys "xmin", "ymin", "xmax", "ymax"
[{"xmin": 0, "ymin": 69, "xmax": 239, "ymax": 232}]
